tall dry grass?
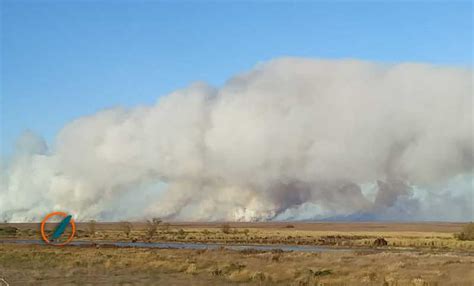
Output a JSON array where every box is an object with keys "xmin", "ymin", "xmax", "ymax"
[{"xmin": 0, "ymin": 243, "xmax": 473, "ymax": 285}]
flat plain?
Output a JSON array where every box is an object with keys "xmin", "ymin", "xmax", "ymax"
[{"xmin": 1, "ymin": 222, "xmax": 473, "ymax": 285}]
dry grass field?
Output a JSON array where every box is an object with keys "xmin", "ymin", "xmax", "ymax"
[
  {"xmin": 2, "ymin": 222, "xmax": 473, "ymax": 251},
  {"xmin": 1, "ymin": 222, "xmax": 473, "ymax": 285},
  {"xmin": 1, "ymin": 243, "xmax": 474, "ymax": 285}
]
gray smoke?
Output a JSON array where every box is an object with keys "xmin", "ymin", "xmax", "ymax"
[{"xmin": 1, "ymin": 58, "xmax": 472, "ymax": 222}]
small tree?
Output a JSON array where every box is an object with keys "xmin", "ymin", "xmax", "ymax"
[
  {"xmin": 120, "ymin": 221, "xmax": 133, "ymax": 238},
  {"xmin": 146, "ymin": 217, "xmax": 162, "ymax": 240}
]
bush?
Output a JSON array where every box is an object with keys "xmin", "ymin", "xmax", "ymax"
[
  {"xmin": 455, "ymin": 222, "xmax": 474, "ymax": 241},
  {"xmin": 221, "ymin": 223, "xmax": 231, "ymax": 234},
  {"xmin": 177, "ymin": 229, "xmax": 186, "ymax": 236},
  {"xmin": 373, "ymin": 237, "xmax": 388, "ymax": 246},
  {"xmin": 146, "ymin": 217, "xmax": 162, "ymax": 240},
  {"xmin": 0, "ymin": 226, "xmax": 18, "ymax": 236}
]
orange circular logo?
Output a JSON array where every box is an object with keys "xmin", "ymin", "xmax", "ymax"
[{"xmin": 40, "ymin": 212, "xmax": 76, "ymax": 246}]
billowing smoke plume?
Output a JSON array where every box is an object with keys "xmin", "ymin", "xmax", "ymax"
[{"xmin": 1, "ymin": 58, "xmax": 473, "ymax": 222}]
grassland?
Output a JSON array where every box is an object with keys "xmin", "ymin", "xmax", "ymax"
[
  {"xmin": 1, "ymin": 242, "xmax": 474, "ymax": 285},
  {"xmin": 2, "ymin": 222, "xmax": 473, "ymax": 251},
  {"xmin": 1, "ymin": 222, "xmax": 473, "ymax": 285}
]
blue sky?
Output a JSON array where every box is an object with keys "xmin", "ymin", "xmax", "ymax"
[{"xmin": 1, "ymin": 1, "xmax": 472, "ymax": 156}]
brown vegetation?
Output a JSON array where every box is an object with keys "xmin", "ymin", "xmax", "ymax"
[
  {"xmin": 373, "ymin": 237, "xmax": 388, "ymax": 247},
  {"xmin": 0, "ymin": 226, "xmax": 17, "ymax": 236},
  {"xmin": 119, "ymin": 221, "xmax": 132, "ymax": 238},
  {"xmin": 87, "ymin": 220, "xmax": 97, "ymax": 237},
  {"xmin": 145, "ymin": 217, "xmax": 162, "ymax": 240},
  {"xmin": 2, "ymin": 222, "xmax": 474, "ymax": 251},
  {"xmin": 221, "ymin": 223, "xmax": 231, "ymax": 234},
  {"xmin": 455, "ymin": 222, "xmax": 474, "ymax": 241},
  {"xmin": 0, "ymin": 243, "xmax": 472, "ymax": 285},
  {"xmin": 1, "ymin": 222, "xmax": 474, "ymax": 284}
]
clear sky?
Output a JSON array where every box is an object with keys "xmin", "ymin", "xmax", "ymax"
[{"xmin": 1, "ymin": 1, "xmax": 472, "ymax": 156}]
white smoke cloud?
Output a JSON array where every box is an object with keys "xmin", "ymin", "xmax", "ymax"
[{"xmin": 1, "ymin": 58, "xmax": 472, "ymax": 222}]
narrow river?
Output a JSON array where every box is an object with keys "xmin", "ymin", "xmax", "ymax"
[{"xmin": 1, "ymin": 239, "xmax": 365, "ymax": 253}]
